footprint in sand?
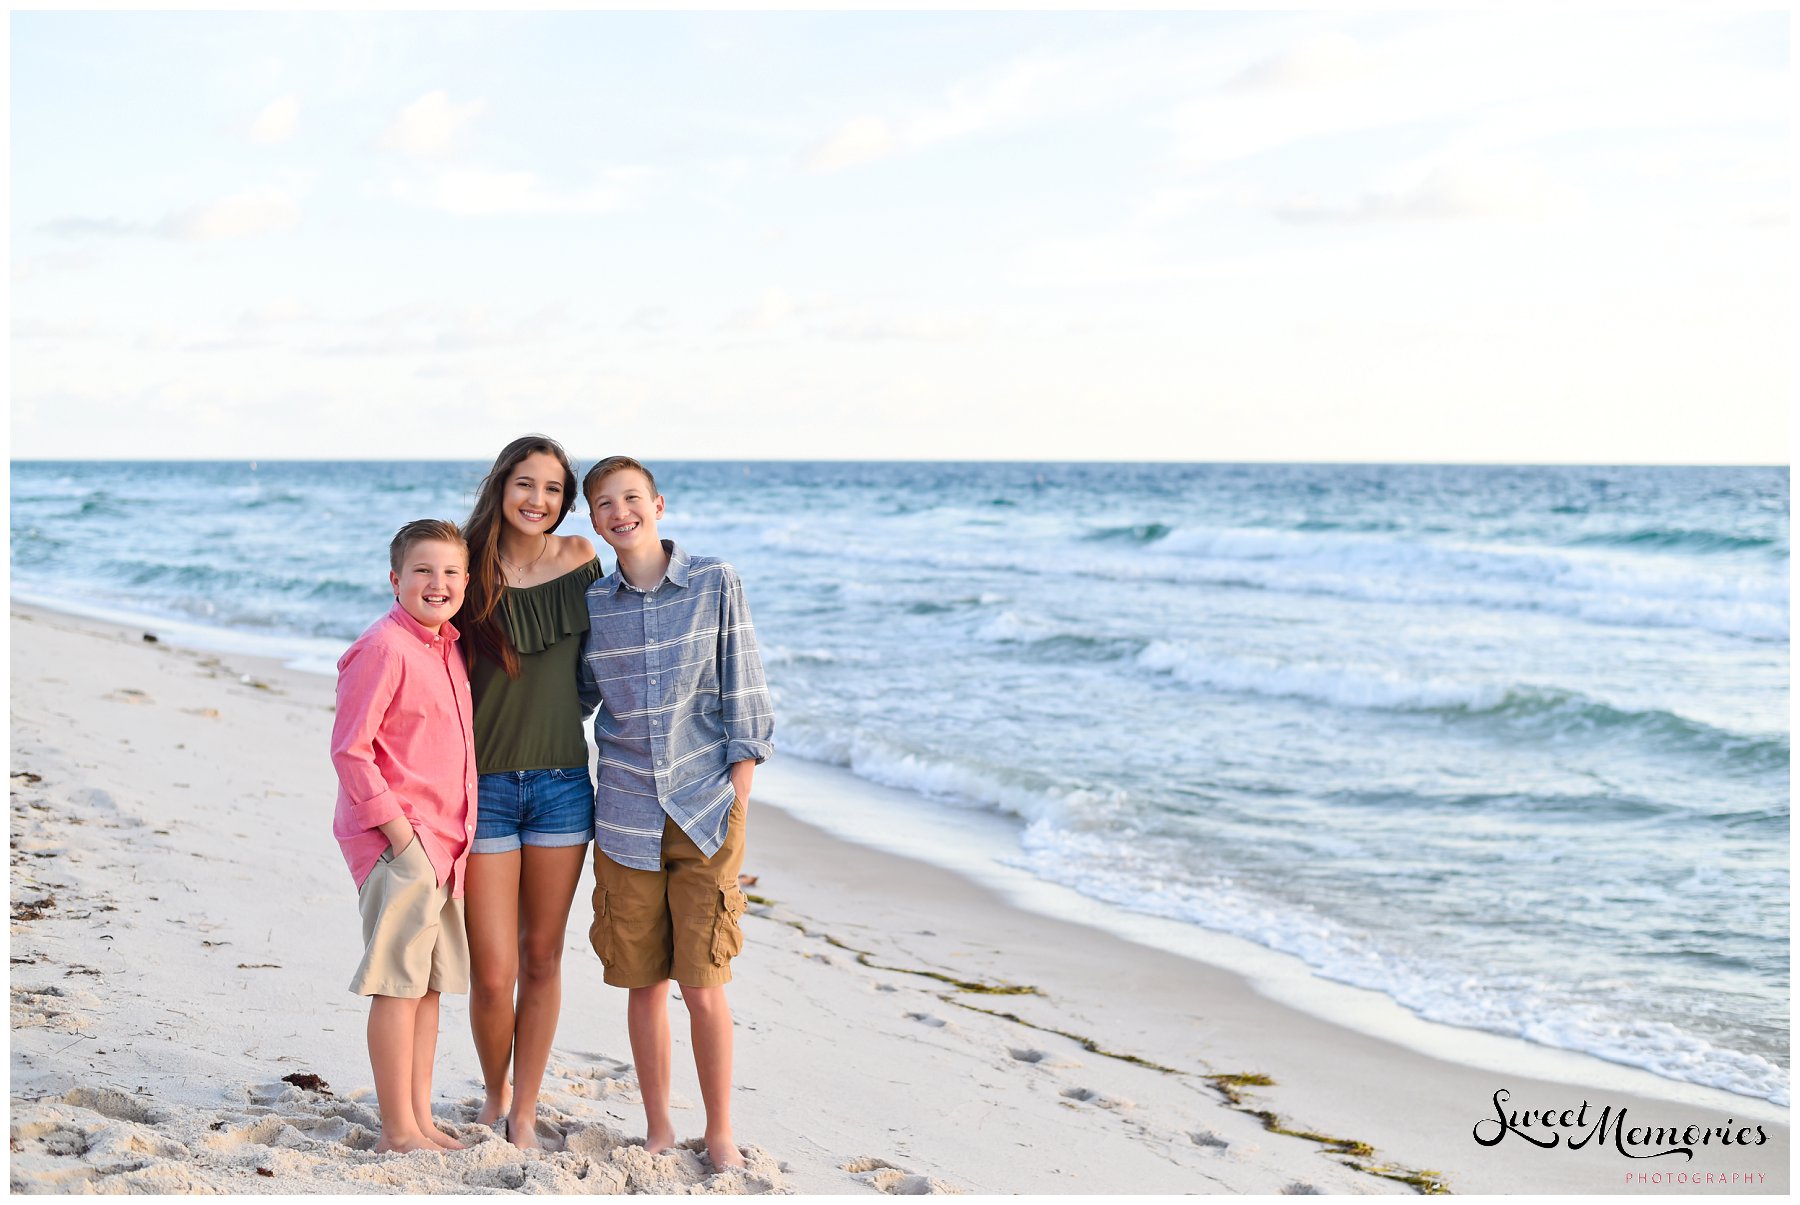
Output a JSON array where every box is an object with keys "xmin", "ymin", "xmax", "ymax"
[
  {"xmin": 905, "ymin": 1012, "xmax": 948, "ymax": 1028},
  {"xmin": 562, "ymin": 1050, "xmax": 633, "ymax": 1074},
  {"xmin": 841, "ymin": 1155, "xmax": 962, "ymax": 1195},
  {"xmin": 203, "ymin": 1112, "xmax": 376, "ymax": 1154},
  {"xmin": 538, "ymin": 1052, "xmax": 653, "ymax": 1119},
  {"xmin": 59, "ymin": 1087, "xmax": 164, "ymax": 1125},
  {"xmin": 1189, "ymin": 1129, "xmax": 1230, "ymax": 1152},
  {"xmin": 1281, "ymin": 1182, "xmax": 1323, "ymax": 1195},
  {"xmin": 1058, "ymin": 1086, "xmax": 1127, "ymax": 1110},
  {"xmin": 1006, "ymin": 1046, "xmax": 1081, "ymax": 1069}
]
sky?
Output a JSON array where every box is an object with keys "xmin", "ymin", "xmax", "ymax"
[{"xmin": 8, "ymin": 9, "xmax": 1791, "ymax": 463}]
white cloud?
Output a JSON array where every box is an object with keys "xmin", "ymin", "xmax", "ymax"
[
  {"xmin": 11, "ymin": 252, "xmax": 97, "ymax": 281},
  {"xmin": 724, "ymin": 288, "xmax": 796, "ymax": 334},
  {"xmin": 905, "ymin": 57, "xmax": 1063, "ymax": 146},
  {"xmin": 159, "ymin": 187, "xmax": 302, "ymax": 241},
  {"xmin": 1227, "ymin": 31, "xmax": 1377, "ymax": 91},
  {"xmin": 712, "ymin": 288, "xmax": 990, "ymax": 342},
  {"xmin": 1138, "ymin": 186, "xmax": 1224, "ymax": 224},
  {"xmin": 304, "ymin": 301, "xmax": 576, "ymax": 357},
  {"xmin": 704, "ymin": 155, "xmax": 755, "ymax": 186},
  {"xmin": 822, "ymin": 311, "xmax": 989, "ymax": 342},
  {"xmin": 1731, "ymin": 205, "xmax": 1789, "ymax": 230},
  {"xmin": 397, "ymin": 165, "xmax": 654, "ymax": 217},
  {"xmin": 39, "ymin": 187, "xmax": 302, "ymax": 242},
  {"xmin": 249, "ymin": 93, "xmax": 300, "ymax": 145},
  {"xmin": 1271, "ymin": 156, "xmax": 1583, "ymax": 224},
  {"xmin": 1011, "ymin": 184, "xmax": 1236, "ymax": 289},
  {"xmin": 803, "ymin": 116, "xmax": 895, "ymax": 173},
  {"xmin": 623, "ymin": 305, "xmax": 672, "ymax": 334},
  {"xmin": 13, "ymin": 317, "xmax": 105, "ymax": 341},
  {"xmin": 183, "ymin": 335, "xmax": 278, "ymax": 354},
  {"xmin": 803, "ymin": 55, "xmax": 1069, "ymax": 172},
  {"xmin": 1012, "ymin": 231, "xmax": 1181, "ymax": 289},
  {"xmin": 1167, "ymin": 12, "xmax": 1785, "ymax": 176},
  {"xmin": 39, "ymin": 217, "xmax": 142, "ymax": 239},
  {"xmin": 378, "ymin": 90, "xmax": 486, "ymax": 158},
  {"xmin": 237, "ymin": 300, "xmax": 320, "ymax": 329}
]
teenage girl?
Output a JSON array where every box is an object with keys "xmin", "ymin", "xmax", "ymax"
[{"xmin": 459, "ymin": 434, "xmax": 603, "ymax": 1148}]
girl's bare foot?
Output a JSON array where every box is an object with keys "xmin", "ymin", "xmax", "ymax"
[
  {"xmin": 505, "ymin": 1110, "xmax": 540, "ymax": 1150},
  {"xmin": 422, "ymin": 1123, "xmax": 465, "ymax": 1151},
  {"xmin": 644, "ymin": 1120, "xmax": 677, "ymax": 1155},
  {"xmin": 706, "ymin": 1133, "xmax": 746, "ymax": 1171},
  {"xmin": 476, "ymin": 1086, "xmax": 511, "ymax": 1128},
  {"xmin": 374, "ymin": 1131, "xmax": 440, "ymax": 1154}
]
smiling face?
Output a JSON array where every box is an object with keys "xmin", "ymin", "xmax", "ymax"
[
  {"xmin": 502, "ymin": 450, "xmax": 569, "ymax": 538},
  {"xmin": 587, "ymin": 467, "xmax": 664, "ymax": 556},
  {"xmin": 388, "ymin": 538, "xmax": 469, "ymax": 634}
]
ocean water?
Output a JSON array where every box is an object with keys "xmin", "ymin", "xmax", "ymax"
[{"xmin": 10, "ymin": 459, "xmax": 1789, "ymax": 1104}]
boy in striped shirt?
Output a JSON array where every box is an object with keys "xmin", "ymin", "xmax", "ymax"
[{"xmin": 577, "ymin": 455, "xmax": 774, "ymax": 1171}]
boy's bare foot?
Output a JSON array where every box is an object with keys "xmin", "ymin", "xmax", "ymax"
[
  {"xmin": 705, "ymin": 1133, "xmax": 746, "ymax": 1171},
  {"xmin": 504, "ymin": 1110, "xmax": 540, "ymax": 1150},
  {"xmin": 644, "ymin": 1120, "xmax": 678, "ymax": 1155},
  {"xmin": 374, "ymin": 1132, "xmax": 440, "ymax": 1154},
  {"xmin": 476, "ymin": 1086, "xmax": 511, "ymax": 1128}
]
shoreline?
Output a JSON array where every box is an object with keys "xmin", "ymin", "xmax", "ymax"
[
  {"xmin": 16, "ymin": 587, "xmax": 1786, "ymax": 1119},
  {"xmin": 8, "ymin": 602, "xmax": 1789, "ymax": 1194},
  {"xmin": 755, "ymin": 755, "xmax": 1791, "ymax": 1122}
]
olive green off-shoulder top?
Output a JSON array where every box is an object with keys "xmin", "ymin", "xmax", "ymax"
[{"xmin": 469, "ymin": 557, "xmax": 603, "ymax": 774}]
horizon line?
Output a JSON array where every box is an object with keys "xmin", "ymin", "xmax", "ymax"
[{"xmin": 8, "ymin": 456, "xmax": 1790, "ymax": 470}]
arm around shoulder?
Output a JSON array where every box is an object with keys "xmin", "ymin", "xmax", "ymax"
[{"xmin": 576, "ymin": 633, "xmax": 601, "ymax": 718}]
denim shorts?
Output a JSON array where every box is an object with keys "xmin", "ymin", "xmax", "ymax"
[{"xmin": 472, "ymin": 767, "xmax": 595, "ymax": 854}]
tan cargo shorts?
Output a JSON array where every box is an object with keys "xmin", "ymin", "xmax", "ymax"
[
  {"xmin": 589, "ymin": 798, "xmax": 748, "ymax": 989},
  {"xmin": 348, "ymin": 835, "xmax": 469, "ymax": 998}
]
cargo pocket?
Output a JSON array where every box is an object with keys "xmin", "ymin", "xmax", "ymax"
[
  {"xmin": 589, "ymin": 887, "xmax": 614, "ymax": 966},
  {"xmin": 710, "ymin": 885, "xmax": 747, "ymax": 966}
]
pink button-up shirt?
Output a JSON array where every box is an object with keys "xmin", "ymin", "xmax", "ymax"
[{"xmin": 330, "ymin": 603, "xmax": 477, "ymax": 897}]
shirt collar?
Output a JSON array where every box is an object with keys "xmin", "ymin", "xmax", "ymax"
[
  {"xmin": 604, "ymin": 539, "xmax": 689, "ymax": 595},
  {"xmin": 386, "ymin": 601, "xmax": 460, "ymax": 647}
]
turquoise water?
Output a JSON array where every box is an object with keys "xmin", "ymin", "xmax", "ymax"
[{"xmin": 10, "ymin": 459, "xmax": 1789, "ymax": 1102}]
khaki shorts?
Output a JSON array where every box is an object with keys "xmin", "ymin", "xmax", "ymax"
[
  {"xmin": 348, "ymin": 835, "xmax": 469, "ymax": 998},
  {"xmin": 589, "ymin": 799, "xmax": 748, "ymax": 989}
]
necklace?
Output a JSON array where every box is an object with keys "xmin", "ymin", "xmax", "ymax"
[{"xmin": 499, "ymin": 534, "xmax": 549, "ymax": 580}]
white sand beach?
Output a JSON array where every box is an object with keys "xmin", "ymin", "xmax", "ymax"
[{"xmin": 8, "ymin": 604, "xmax": 1789, "ymax": 1195}]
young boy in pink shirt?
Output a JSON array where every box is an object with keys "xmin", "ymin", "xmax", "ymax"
[{"xmin": 330, "ymin": 519, "xmax": 478, "ymax": 1153}]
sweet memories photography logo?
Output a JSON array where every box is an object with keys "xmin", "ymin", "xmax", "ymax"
[{"xmin": 1472, "ymin": 1088, "xmax": 1770, "ymax": 1162}]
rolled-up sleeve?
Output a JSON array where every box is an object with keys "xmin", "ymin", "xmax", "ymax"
[
  {"xmin": 717, "ymin": 566, "xmax": 774, "ymax": 765},
  {"xmin": 330, "ymin": 642, "xmax": 407, "ymax": 830}
]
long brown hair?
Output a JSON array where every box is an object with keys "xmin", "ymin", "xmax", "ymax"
[{"xmin": 461, "ymin": 435, "xmax": 578, "ymax": 677}]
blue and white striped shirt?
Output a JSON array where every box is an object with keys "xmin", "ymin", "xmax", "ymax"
[{"xmin": 578, "ymin": 541, "xmax": 775, "ymax": 871}]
